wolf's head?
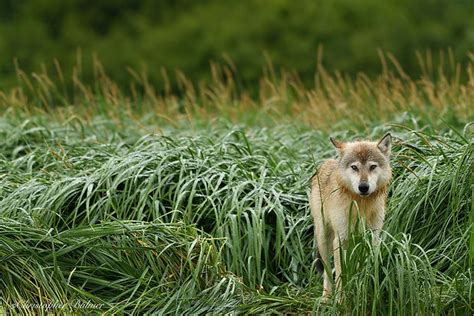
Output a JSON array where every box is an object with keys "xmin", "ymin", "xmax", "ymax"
[{"xmin": 331, "ymin": 133, "xmax": 392, "ymax": 197}]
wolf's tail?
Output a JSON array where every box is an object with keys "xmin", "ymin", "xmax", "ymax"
[{"xmin": 315, "ymin": 250, "xmax": 324, "ymax": 274}]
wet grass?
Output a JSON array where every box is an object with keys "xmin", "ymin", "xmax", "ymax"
[
  {"xmin": 0, "ymin": 57, "xmax": 473, "ymax": 314},
  {"xmin": 0, "ymin": 112, "xmax": 472, "ymax": 314}
]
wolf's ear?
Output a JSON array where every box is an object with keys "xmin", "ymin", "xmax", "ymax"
[
  {"xmin": 330, "ymin": 137, "xmax": 345, "ymax": 151},
  {"xmin": 377, "ymin": 133, "xmax": 392, "ymax": 156}
]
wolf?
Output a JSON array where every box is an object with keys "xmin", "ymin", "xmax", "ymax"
[{"xmin": 309, "ymin": 133, "xmax": 392, "ymax": 300}]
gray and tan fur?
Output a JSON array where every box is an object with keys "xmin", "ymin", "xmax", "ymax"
[{"xmin": 310, "ymin": 133, "xmax": 392, "ymax": 300}]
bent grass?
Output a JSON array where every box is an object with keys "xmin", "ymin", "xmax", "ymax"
[{"xmin": 0, "ymin": 54, "xmax": 472, "ymax": 314}]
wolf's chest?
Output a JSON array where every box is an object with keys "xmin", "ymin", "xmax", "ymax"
[{"xmin": 342, "ymin": 198, "xmax": 383, "ymax": 230}]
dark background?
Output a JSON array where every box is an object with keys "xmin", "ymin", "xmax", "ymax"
[{"xmin": 1, "ymin": 0, "xmax": 473, "ymax": 91}]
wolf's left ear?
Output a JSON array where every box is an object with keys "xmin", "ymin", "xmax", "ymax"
[{"xmin": 377, "ymin": 133, "xmax": 391, "ymax": 156}]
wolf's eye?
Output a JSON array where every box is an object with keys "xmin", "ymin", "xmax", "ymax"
[
  {"xmin": 370, "ymin": 165, "xmax": 377, "ymax": 171},
  {"xmin": 351, "ymin": 165, "xmax": 358, "ymax": 171}
]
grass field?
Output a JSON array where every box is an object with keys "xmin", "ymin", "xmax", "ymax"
[{"xmin": 0, "ymin": 59, "xmax": 473, "ymax": 314}]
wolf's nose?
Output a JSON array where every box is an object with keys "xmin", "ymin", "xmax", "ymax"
[{"xmin": 358, "ymin": 183, "xmax": 369, "ymax": 194}]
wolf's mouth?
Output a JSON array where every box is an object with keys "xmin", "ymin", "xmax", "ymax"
[{"xmin": 359, "ymin": 192, "xmax": 370, "ymax": 196}]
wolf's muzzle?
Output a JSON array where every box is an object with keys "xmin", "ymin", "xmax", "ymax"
[{"xmin": 358, "ymin": 182, "xmax": 369, "ymax": 195}]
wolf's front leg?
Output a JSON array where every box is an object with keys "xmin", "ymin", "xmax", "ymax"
[
  {"xmin": 332, "ymin": 236, "xmax": 344, "ymax": 299},
  {"xmin": 371, "ymin": 228, "xmax": 381, "ymax": 247},
  {"xmin": 333, "ymin": 230, "xmax": 349, "ymax": 305},
  {"xmin": 368, "ymin": 208, "xmax": 385, "ymax": 246},
  {"xmin": 315, "ymin": 227, "xmax": 333, "ymax": 300},
  {"xmin": 321, "ymin": 253, "xmax": 333, "ymax": 300},
  {"xmin": 331, "ymin": 213, "xmax": 348, "ymax": 299}
]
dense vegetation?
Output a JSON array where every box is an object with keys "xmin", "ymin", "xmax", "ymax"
[
  {"xmin": 2, "ymin": 0, "xmax": 474, "ymax": 90},
  {"xmin": 0, "ymin": 56, "xmax": 472, "ymax": 314}
]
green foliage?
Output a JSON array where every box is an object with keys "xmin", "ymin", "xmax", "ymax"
[
  {"xmin": 0, "ymin": 113, "xmax": 472, "ymax": 313},
  {"xmin": 1, "ymin": 0, "xmax": 474, "ymax": 90}
]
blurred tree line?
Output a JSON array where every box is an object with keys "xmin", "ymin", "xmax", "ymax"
[{"xmin": 1, "ymin": 0, "xmax": 474, "ymax": 91}]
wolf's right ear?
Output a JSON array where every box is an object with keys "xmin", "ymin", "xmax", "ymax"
[{"xmin": 330, "ymin": 137, "xmax": 345, "ymax": 151}]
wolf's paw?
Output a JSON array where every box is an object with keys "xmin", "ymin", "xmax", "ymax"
[{"xmin": 321, "ymin": 291, "xmax": 332, "ymax": 304}]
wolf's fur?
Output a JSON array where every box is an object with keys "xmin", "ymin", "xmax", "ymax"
[{"xmin": 310, "ymin": 134, "xmax": 392, "ymax": 300}]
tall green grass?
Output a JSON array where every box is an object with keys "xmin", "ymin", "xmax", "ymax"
[
  {"xmin": 0, "ymin": 112, "xmax": 472, "ymax": 314},
  {"xmin": 0, "ymin": 55, "xmax": 472, "ymax": 314}
]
